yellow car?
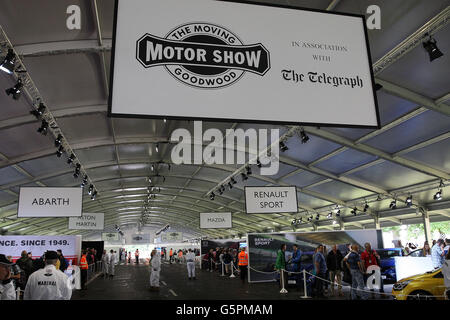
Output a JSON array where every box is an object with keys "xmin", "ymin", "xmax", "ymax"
[{"xmin": 392, "ymin": 268, "xmax": 446, "ymax": 300}]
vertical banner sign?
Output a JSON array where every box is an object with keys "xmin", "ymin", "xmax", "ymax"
[
  {"xmin": 109, "ymin": 0, "xmax": 379, "ymax": 127},
  {"xmin": 244, "ymin": 186, "xmax": 298, "ymax": 214},
  {"xmin": 200, "ymin": 212, "xmax": 232, "ymax": 229},
  {"xmin": 69, "ymin": 213, "xmax": 104, "ymax": 230},
  {"xmin": 102, "ymin": 233, "xmax": 120, "ymax": 241},
  {"xmin": 18, "ymin": 187, "xmax": 82, "ymax": 217}
]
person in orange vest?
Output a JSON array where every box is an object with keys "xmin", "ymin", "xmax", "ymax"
[
  {"xmin": 79, "ymin": 249, "xmax": 89, "ymax": 290},
  {"xmin": 169, "ymin": 249, "xmax": 173, "ymax": 264},
  {"xmin": 238, "ymin": 247, "xmax": 248, "ymax": 284}
]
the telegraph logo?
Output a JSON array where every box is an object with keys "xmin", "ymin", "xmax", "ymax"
[{"xmin": 136, "ymin": 22, "xmax": 270, "ymax": 89}]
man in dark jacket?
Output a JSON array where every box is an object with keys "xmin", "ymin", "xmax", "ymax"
[
  {"xmin": 326, "ymin": 244, "xmax": 343, "ymax": 296},
  {"xmin": 15, "ymin": 250, "xmax": 33, "ymax": 289}
]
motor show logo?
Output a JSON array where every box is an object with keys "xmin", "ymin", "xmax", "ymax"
[{"xmin": 136, "ymin": 22, "xmax": 271, "ymax": 89}]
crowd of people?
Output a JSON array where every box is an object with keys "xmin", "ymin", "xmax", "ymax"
[{"xmin": 273, "ymin": 239, "xmax": 450, "ymax": 300}]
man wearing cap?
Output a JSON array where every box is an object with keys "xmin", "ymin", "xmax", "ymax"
[
  {"xmin": 24, "ymin": 251, "xmax": 72, "ymax": 300},
  {"xmin": 0, "ymin": 254, "xmax": 16, "ymax": 300}
]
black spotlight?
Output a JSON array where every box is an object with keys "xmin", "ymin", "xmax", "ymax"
[
  {"xmin": 327, "ymin": 212, "xmax": 332, "ymax": 219},
  {"xmin": 291, "ymin": 219, "xmax": 296, "ymax": 226},
  {"xmin": 307, "ymin": 216, "xmax": 313, "ymax": 222},
  {"xmin": 363, "ymin": 203, "xmax": 369, "ymax": 212},
  {"xmin": 88, "ymin": 184, "xmax": 94, "ymax": 195},
  {"xmin": 30, "ymin": 103, "xmax": 46, "ymax": 119},
  {"xmin": 73, "ymin": 164, "xmax": 81, "ymax": 178},
  {"xmin": 300, "ymin": 129, "xmax": 310, "ymax": 144},
  {"xmin": 335, "ymin": 209, "xmax": 340, "ymax": 217},
  {"xmin": 230, "ymin": 177, "xmax": 237, "ymax": 185},
  {"xmin": 218, "ymin": 188, "xmax": 223, "ymax": 195},
  {"xmin": 0, "ymin": 49, "xmax": 16, "ymax": 74},
  {"xmin": 351, "ymin": 207, "xmax": 357, "ymax": 216},
  {"xmin": 91, "ymin": 190, "xmax": 97, "ymax": 200},
  {"xmin": 55, "ymin": 145, "xmax": 64, "ymax": 158},
  {"xmin": 280, "ymin": 141, "xmax": 288, "ymax": 152},
  {"xmin": 389, "ymin": 200, "xmax": 397, "ymax": 210},
  {"xmin": 315, "ymin": 213, "xmax": 320, "ymax": 221},
  {"xmin": 246, "ymin": 166, "xmax": 252, "ymax": 175},
  {"xmin": 67, "ymin": 154, "xmax": 75, "ymax": 164},
  {"xmin": 423, "ymin": 36, "xmax": 444, "ymax": 62},
  {"xmin": 434, "ymin": 189, "xmax": 442, "ymax": 201},
  {"xmin": 405, "ymin": 195, "xmax": 413, "ymax": 207},
  {"xmin": 210, "ymin": 192, "xmax": 215, "ymax": 201},
  {"xmin": 54, "ymin": 134, "xmax": 63, "ymax": 147},
  {"xmin": 241, "ymin": 172, "xmax": 248, "ymax": 181},
  {"xmin": 5, "ymin": 79, "xmax": 23, "ymax": 100},
  {"xmin": 81, "ymin": 175, "xmax": 88, "ymax": 187},
  {"xmin": 37, "ymin": 120, "xmax": 49, "ymax": 135},
  {"xmin": 228, "ymin": 182, "xmax": 233, "ymax": 189},
  {"xmin": 256, "ymin": 158, "xmax": 262, "ymax": 168}
]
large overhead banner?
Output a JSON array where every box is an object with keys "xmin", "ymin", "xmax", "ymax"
[
  {"xmin": 200, "ymin": 212, "xmax": 232, "ymax": 229},
  {"xmin": 161, "ymin": 232, "xmax": 183, "ymax": 243},
  {"xmin": 69, "ymin": 213, "xmax": 104, "ymax": 230},
  {"xmin": 131, "ymin": 233, "xmax": 151, "ymax": 244},
  {"xmin": 245, "ymin": 186, "xmax": 298, "ymax": 214},
  {"xmin": 0, "ymin": 235, "xmax": 82, "ymax": 265},
  {"xmin": 247, "ymin": 230, "xmax": 383, "ymax": 282},
  {"xmin": 18, "ymin": 187, "xmax": 82, "ymax": 218},
  {"xmin": 109, "ymin": 0, "xmax": 379, "ymax": 127},
  {"xmin": 102, "ymin": 232, "xmax": 120, "ymax": 241}
]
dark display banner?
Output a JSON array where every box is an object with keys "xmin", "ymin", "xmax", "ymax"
[{"xmin": 248, "ymin": 230, "xmax": 383, "ymax": 282}]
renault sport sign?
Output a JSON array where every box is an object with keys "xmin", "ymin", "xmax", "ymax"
[{"xmin": 109, "ymin": 0, "xmax": 379, "ymax": 127}]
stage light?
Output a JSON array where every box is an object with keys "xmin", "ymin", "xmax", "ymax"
[
  {"xmin": 327, "ymin": 212, "xmax": 332, "ymax": 219},
  {"xmin": 434, "ymin": 189, "xmax": 442, "ymax": 201},
  {"xmin": 81, "ymin": 175, "xmax": 88, "ymax": 187},
  {"xmin": 230, "ymin": 177, "xmax": 237, "ymax": 185},
  {"xmin": 307, "ymin": 216, "xmax": 313, "ymax": 222},
  {"xmin": 151, "ymin": 164, "xmax": 154, "ymax": 171},
  {"xmin": 88, "ymin": 184, "xmax": 94, "ymax": 195},
  {"xmin": 67, "ymin": 154, "xmax": 75, "ymax": 164},
  {"xmin": 218, "ymin": 188, "xmax": 223, "ymax": 195},
  {"xmin": 54, "ymin": 134, "xmax": 63, "ymax": 147},
  {"xmin": 91, "ymin": 190, "xmax": 97, "ymax": 200},
  {"xmin": 351, "ymin": 207, "xmax": 357, "ymax": 216},
  {"xmin": 0, "ymin": 49, "xmax": 15, "ymax": 74},
  {"xmin": 423, "ymin": 36, "xmax": 444, "ymax": 62},
  {"xmin": 256, "ymin": 158, "xmax": 262, "ymax": 168},
  {"xmin": 406, "ymin": 195, "xmax": 413, "ymax": 207},
  {"xmin": 155, "ymin": 144, "xmax": 159, "ymax": 153},
  {"xmin": 292, "ymin": 219, "xmax": 296, "ymax": 225},
  {"xmin": 37, "ymin": 120, "xmax": 48, "ymax": 135},
  {"xmin": 210, "ymin": 192, "xmax": 215, "ymax": 200},
  {"xmin": 363, "ymin": 203, "xmax": 369, "ymax": 212},
  {"xmin": 148, "ymin": 177, "xmax": 152, "ymax": 183},
  {"xmin": 246, "ymin": 166, "xmax": 252, "ymax": 175},
  {"xmin": 163, "ymin": 118, "xmax": 166, "ymax": 123},
  {"xmin": 30, "ymin": 103, "xmax": 46, "ymax": 119},
  {"xmin": 241, "ymin": 172, "xmax": 248, "ymax": 181},
  {"xmin": 299, "ymin": 129, "xmax": 309, "ymax": 144},
  {"xmin": 73, "ymin": 164, "xmax": 81, "ymax": 178},
  {"xmin": 228, "ymin": 182, "xmax": 233, "ymax": 189},
  {"xmin": 390, "ymin": 200, "xmax": 397, "ymax": 210},
  {"xmin": 332, "ymin": 220, "xmax": 337, "ymax": 225},
  {"xmin": 5, "ymin": 79, "xmax": 23, "ymax": 100},
  {"xmin": 55, "ymin": 145, "xmax": 64, "ymax": 157},
  {"xmin": 315, "ymin": 213, "xmax": 320, "ymax": 221},
  {"xmin": 280, "ymin": 141, "xmax": 288, "ymax": 152}
]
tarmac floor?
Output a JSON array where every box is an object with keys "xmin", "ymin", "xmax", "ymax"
[{"xmin": 71, "ymin": 259, "xmax": 393, "ymax": 300}]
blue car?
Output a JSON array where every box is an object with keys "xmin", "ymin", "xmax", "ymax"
[{"xmin": 375, "ymin": 248, "xmax": 403, "ymax": 283}]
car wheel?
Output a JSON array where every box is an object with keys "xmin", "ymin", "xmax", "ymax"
[{"xmin": 407, "ymin": 290, "xmax": 435, "ymax": 300}]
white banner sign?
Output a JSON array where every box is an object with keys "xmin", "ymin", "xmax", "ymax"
[
  {"xmin": 102, "ymin": 232, "xmax": 120, "ymax": 241},
  {"xmin": 161, "ymin": 232, "xmax": 183, "ymax": 243},
  {"xmin": 0, "ymin": 235, "xmax": 82, "ymax": 264},
  {"xmin": 131, "ymin": 234, "xmax": 151, "ymax": 244},
  {"xmin": 200, "ymin": 212, "xmax": 232, "ymax": 229},
  {"xmin": 69, "ymin": 213, "xmax": 104, "ymax": 230},
  {"xmin": 109, "ymin": 0, "xmax": 378, "ymax": 127},
  {"xmin": 245, "ymin": 186, "xmax": 298, "ymax": 214},
  {"xmin": 18, "ymin": 187, "xmax": 82, "ymax": 218}
]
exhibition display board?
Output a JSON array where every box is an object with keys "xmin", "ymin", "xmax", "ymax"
[
  {"xmin": 200, "ymin": 212, "xmax": 232, "ymax": 229},
  {"xmin": 131, "ymin": 233, "xmax": 151, "ymax": 244},
  {"xmin": 109, "ymin": 0, "xmax": 379, "ymax": 127},
  {"xmin": 0, "ymin": 235, "xmax": 82, "ymax": 265},
  {"xmin": 18, "ymin": 187, "xmax": 83, "ymax": 218},
  {"xmin": 244, "ymin": 186, "xmax": 298, "ymax": 214},
  {"xmin": 69, "ymin": 212, "xmax": 105, "ymax": 230},
  {"xmin": 161, "ymin": 232, "xmax": 183, "ymax": 243},
  {"xmin": 102, "ymin": 232, "xmax": 121, "ymax": 241},
  {"xmin": 247, "ymin": 230, "xmax": 383, "ymax": 282}
]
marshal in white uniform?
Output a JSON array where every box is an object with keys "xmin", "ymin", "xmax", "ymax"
[
  {"xmin": 102, "ymin": 252, "xmax": 109, "ymax": 276},
  {"xmin": 108, "ymin": 251, "xmax": 116, "ymax": 277},
  {"xmin": 186, "ymin": 251, "xmax": 196, "ymax": 279},
  {"xmin": 150, "ymin": 252, "xmax": 161, "ymax": 288},
  {"xmin": 24, "ymin": 264, "xmax": 72, "ymax": 300}
]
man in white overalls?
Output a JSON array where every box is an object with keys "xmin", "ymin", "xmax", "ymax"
[
  {"xmin": 150, "ymin": 250, "xmax": 161, "ymax": 291},
  {"xmin": 101, "ymin": 250, "xmax": 109, "ymax": 278},
  {"xmin": 108, "ymin": 250, "xmax": 116, "ymax": 279}
]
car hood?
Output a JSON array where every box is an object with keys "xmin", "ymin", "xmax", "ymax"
[{"xmin": 397, "ymin": 268, "xmax": 440, "ymax": 282}]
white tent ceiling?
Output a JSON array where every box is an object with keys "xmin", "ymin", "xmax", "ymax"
[{"xmin": 0, "ymin": 0, "xmax": 449, "ymax": 239}]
